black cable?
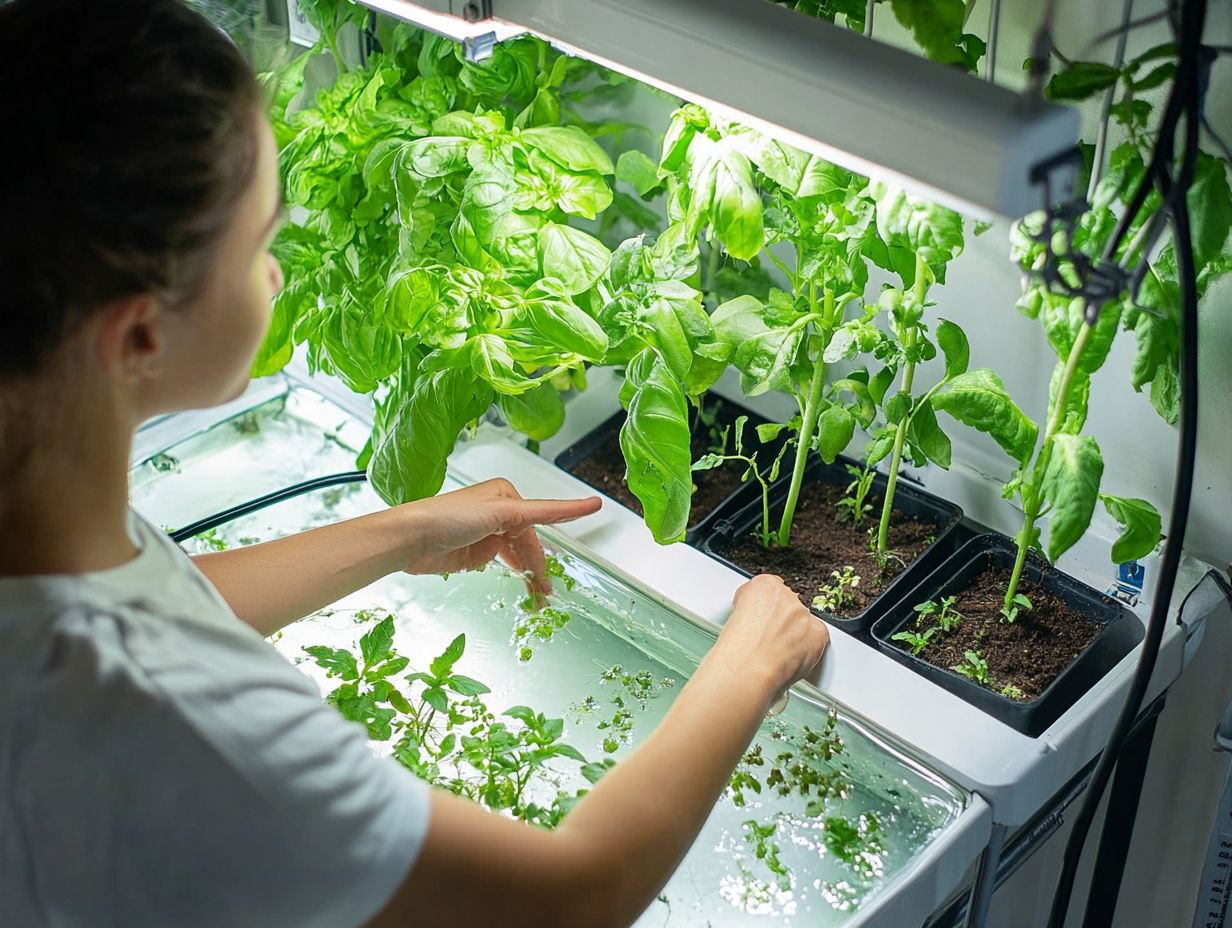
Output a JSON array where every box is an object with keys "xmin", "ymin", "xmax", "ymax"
[
  {"xmin": 1044, "ymin": 1, "xmax": 1206, "ymax": 924},
  {"xmin": 168, "ymin": 471, "xmax": 368, "ymax": 543}
]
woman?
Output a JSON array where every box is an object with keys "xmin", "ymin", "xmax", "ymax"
[{"xmin": 0, "ymin": 1, "xmax": 829, "ymax": 926}]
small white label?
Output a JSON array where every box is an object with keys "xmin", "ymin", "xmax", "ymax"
[{"xmin": 287, "ymin": 0, "xmax": 321, "ymax": 47}]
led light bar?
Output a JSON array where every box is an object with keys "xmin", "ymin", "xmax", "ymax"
[{"xmin": 357, "ymin": 0, "xmax": 1081, "ymax": 220}]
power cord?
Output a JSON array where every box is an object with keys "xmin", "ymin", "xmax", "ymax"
[{"xmin": 1043, "ymin": 0, "xmax": 1209, "ymax": 924}]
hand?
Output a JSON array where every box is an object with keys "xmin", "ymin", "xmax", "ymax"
[
  {"xmin": 397, "ymin": 478, "xmax": 601, "ymax": 599},
  {"xmin": 710, "ymin": 575, "xmax": 829, "ymax": 699}
]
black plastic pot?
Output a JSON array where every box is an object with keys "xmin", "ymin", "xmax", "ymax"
[
  {"xmin": 554, "ymin": 395, "xmax": 783, "ymax": 544},
  {"xmin": 871, "ymin": 533, "xmax": 1145, "ymax": 737},
  {"xmin": 700, "ymin": 456, "xmax": 964, "ymax": 635}
]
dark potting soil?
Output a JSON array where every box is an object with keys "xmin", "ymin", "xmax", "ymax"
[
  {"xmin": 893, "ymin": 565, "xmax": 1102, "ymax": 701},
  {"xmin": 567, "ymin": 431, "xmax": 748, "ymax": 528},
  {"xmin": 720, "ymin": 482, "xmax": 938, "ymax": 617}
]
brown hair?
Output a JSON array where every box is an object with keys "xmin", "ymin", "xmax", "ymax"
[{"xmin": 0, "ymin": 0, "xmax": 263, "ymax": 380}]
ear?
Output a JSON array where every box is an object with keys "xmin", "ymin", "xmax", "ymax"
[{"xmin": 96, "ymin": 295, "xmax": 166, "ymax": 383}]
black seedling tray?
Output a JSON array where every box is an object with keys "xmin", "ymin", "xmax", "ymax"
[
  {"xmin": 553, "ymin": 395, "xmax": 784, "ymax": 545},
  {"xmin": 700, "ymin": 456, "xmax": 964, "ymax": 635},
  {"xmin": 871, "ymin": 533, "xmax": 1145, "ymax": 738}
]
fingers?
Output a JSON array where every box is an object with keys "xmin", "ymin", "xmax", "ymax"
[
  {"xmin": 502, "ymin": 526, "xmax": 551, "ymax": 602},
  {"xmin": 497, "ymin": 495, "xmax": 603, "ymax": 531}
]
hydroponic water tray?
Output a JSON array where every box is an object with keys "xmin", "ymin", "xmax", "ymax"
[{"xmin": 131, "ymin": 381, "xmax": 990, "ymax": 927}]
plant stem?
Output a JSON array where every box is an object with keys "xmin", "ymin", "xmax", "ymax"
[
  {"xmin": 876, "ymin": 349, "xmax": 916, "ymax": 553},
  {"xmin": 706, "ymin": 240, "xmax": 721, "ymax": 309},
  {"xmin": 776, "ymin": 286, "xmax": 833, "ymax": 549},
  {"xmin": 876, "ymin": 254, "xmax": 929, "ymax": 554},
  {"xmin": 1003, "ymin": 320, "xmax": 1095, "ymax": 607}
]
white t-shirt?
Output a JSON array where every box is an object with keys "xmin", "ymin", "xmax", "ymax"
[{"xmin": 0, "ymin": 511, "xmax": 430, "ymax": 928}]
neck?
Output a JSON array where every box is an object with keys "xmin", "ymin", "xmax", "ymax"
[{"xmin": 0, "ymin": 378, "xmax": 137, "ymax": 576}]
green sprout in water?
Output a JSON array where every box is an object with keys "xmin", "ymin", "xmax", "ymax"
[
  {"xmin": 149, "ymin": 452, "xmax": 180, "ymax": 474},
  {"xmin": 194, "ymin": 528, "xmax": 229, "ymax": 552},
  {"xmin": 304, "ymin": 612, "xmax": 598, "ymax": 829},
  {"xmin": 574, "ymin": 666, "xmax": 676, "ymax": 754},
  {"xmin": 542, "ymin": 553, "xmax": 576, "ymax": 592},
  {"xmin": 812, "ymin": 566, "xmax": 860, "ymax": 614},
  {"xmin": 230, "ymin": 411, "xmax": 262, "ymax": 436},
  {"xmin": 835, "ymin": 464, "xmax": 875, "ymax": 527}
]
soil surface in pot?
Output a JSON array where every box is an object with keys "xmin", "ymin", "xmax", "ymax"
[
  {"xmin": 568, "ymin": 431, "xmax": 747, "ymax": 527},
  {"xmin": 720, "ymin": 482, "xmax": 937, "ymax": 617},
  {"xmin": 893, "ymin": 565, "xmax": 1102, "ymax": 700}
]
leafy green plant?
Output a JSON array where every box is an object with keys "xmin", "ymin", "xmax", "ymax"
[
  {"xmin": 305, "ymin": 613, "xmax": 598, "ymax": 827},
  {"xmin": 260, "ymin": 8, "xmax": 667, "ymax": 509},
  {"xmin": 950, "ymin": 650, "xmax": 991, "ymax": 686},
  {"xmin": 983, "ymin": 44, "xmax": 1231, "ymax": 613},
  {"xmin": 812, "ymin": 565, "xmax": 860, "ymax": 613},
  {"xmin": 692, "ymin": 415, "xmax": 792, "ymax": 548},
  {"xmin": 891, "ymin": 627, "xmax": 935, "ymax": 656},
  {"xmin": 835, "ymin": 463, "xmax": 875, "ymax": 526},
  {"xmin": 656, "ymin": 107, "xmax": 892, "ymax": 549}
]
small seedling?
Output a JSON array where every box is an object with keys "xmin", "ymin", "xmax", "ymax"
[
  {"xmin": 693, "ymin": 415, "xmax": 792, "ymax": 548},
  {"xmin": 835, "ymin": 464, "xmax": 875, "ymax": 527},
  {"xmin": 1001, "ymin": 592, "xmax": 1033, "ymax": 623},
  {"xmin": 1000, "ymin": 682, "xmax": 1026, "ymax": 700},
  {"xmin": 951, "ymin": 650, "xmax": 992, "ymax": 686},
  {"xmin": 812, "ymin": 566, "xmax": 860, "ymax": 614},
  {"xmin": 918, "ymin": 594, "xmax": 966, "ymax": 632},
  {"xmin": 891, "ymin": 627, "xmax": 936, "ymax": 656}
]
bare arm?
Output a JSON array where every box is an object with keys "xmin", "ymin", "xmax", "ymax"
[
  {"xmin": 369, "ymin": 576, "xmax": 828, "ymax": 928},
  {"xmin": 191, "ymin": 506, "xmax": 417, "ymax": 638},
  {"xmin": 192, "ymin": 479, "xmax": 601, "ymax": 638}
]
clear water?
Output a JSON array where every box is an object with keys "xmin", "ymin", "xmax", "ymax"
[
  {"xmin": 175, "ymin": 482, "xmax": 967, "ymax": 927},
  {"xmin": 130, "ymin": 385, "xmax": 367, "ymax": 532}
]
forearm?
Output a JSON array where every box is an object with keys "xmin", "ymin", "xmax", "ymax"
[
  {"xmin": 192, "ymin": 507, "xmax": 416, "ymax": 637},
  {"xmin": 557, "ymin": 650, "xmax": 775, "ymax": 925}
]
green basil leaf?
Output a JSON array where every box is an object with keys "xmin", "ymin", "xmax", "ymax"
[
  {"xmin": 907, "ymin": 398, "xmax": 952, "ymax": 468},
  {"xmin": 519, "ymin": 125, "xmax": 614, "ymax": 174},
  {"xmin": 932, "ymin": 368, "xmax": 1038, "ymax": 464},
  {"xmin": 430, "ymin": 633, "xmax": 467, "ymax": 679},
  {"xmin": 510, "ymin": 286, "xmax": 608, "ymax": 363},
  {"xmin": 935, "ymin": 319, "xmax": 970, "ymax": 379},
  {"xmin": 497, "ymin": 383, "xmax": 566, "ymax": 441},
  {"xmin": 1049, "ymin": 363, "xmax": 1090, "ymax": 435},
  {"xmin": 1189, "ymin": 151, "xmax": 1232, "ymax": 269},
  {"xmin": 304, "ymin": 645, "xmax": 359, "ymax": 681},
  {"xmin": 252, "ymin": 280, "xmax": 311, "ymax": 377},
  {"xmin": 712, "ymin": 295, "xmax": 801, "ymax": 396},
  {"xmin": 553, "ymin": 171, "xmax": 614, "ymax": 220},
  {"xmin": 815, "ymin": 404, "xmax": 855, "ymax": 464},
  {"xmin": 1041, "ymin": 434, "xmax": 1104, "ymax": 562},
  {"xmin": 620, "ymin": 352, "xmax": 692, "ymax": 544},
  {"xmin": 1100, "ymin": 494, "xmax": 1162, "ymax": 563},
  {"xmin": 360, "ymin": 616, "xmax": 396, "ymax": 668},
  {"xmin": 1046, "ymin": 61, "xmax": 1122, "ymax": 101},
  {"xmin": 616, "ymin": 149, "xmax": 661, "ymax": 196},
  {"xmin": 709, "ymin": 147, "xmax": 765, "ymax": 261},
  {"xmin": 400, "ymin": 136, "xmax": 471, "ymax": 179},
  {"xmin": 884, "ymin": 391, "xmax": 912, "ymax": 425},
  {"xmin": 447, "ymin": 674, "xmax": 491, "ymax": 697},
  {"xmin": 422, "ymin": 686, "xmax": 449, "ymax": 713},
  {"xmin": 369, "ymin": 362, "xmax": 494, "ymax": 503},
  {"xmin": 537, "ymin": 223, "xmax": 611, "ymax": 295}
]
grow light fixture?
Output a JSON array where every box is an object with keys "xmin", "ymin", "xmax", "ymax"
[{"xmin": 354, "ymin": 0, "xmax": 1081, "ymax": 220}]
